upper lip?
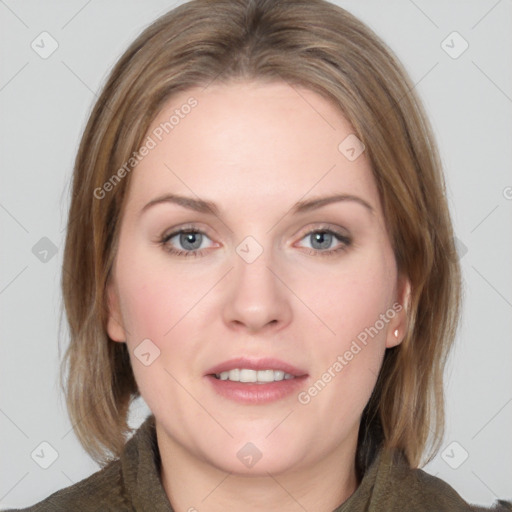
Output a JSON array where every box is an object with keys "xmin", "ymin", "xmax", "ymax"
[{"xmin": 205, "ymin": 357, "xmax": 308, "ymax": 377}]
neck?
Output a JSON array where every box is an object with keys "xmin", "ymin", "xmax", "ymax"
[{"xmin": 156, "ymin": 425, "xmax": 360, "ymax": 512}]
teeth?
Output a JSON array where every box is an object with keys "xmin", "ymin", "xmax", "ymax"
[{"xmin": 216, "ymin": 369, "xmax": 296, "ymax": 383}]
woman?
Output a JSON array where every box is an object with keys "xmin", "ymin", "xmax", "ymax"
[{"xmin": 7, "ymin": 0, "xmax": 510, "ymax": 510}]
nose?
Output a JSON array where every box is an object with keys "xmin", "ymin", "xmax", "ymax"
[{"xmin": 221, "ymin": 245, "xmax": 293, "ymax": 334}]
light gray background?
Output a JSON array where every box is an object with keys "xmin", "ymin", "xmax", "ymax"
[{"xmin": 1, "ymin": 0, "xmax": 511, "ymax": 508}]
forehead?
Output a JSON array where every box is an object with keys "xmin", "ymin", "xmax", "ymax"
[{"xmin": 124, "ymin": 80, "xmax": 380, "ymax": 217}]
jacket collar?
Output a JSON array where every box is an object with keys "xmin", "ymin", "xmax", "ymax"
[
  {"xmin": 120, "ymin": 414, "xmax": 174, "ymax": 511},
  {"xmin": 118, "ymin": 414, "xmax": 481, "ymax": 512}
]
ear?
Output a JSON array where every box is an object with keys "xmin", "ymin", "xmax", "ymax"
[
  {"xmin": 385, "ymin": 272, "xmax": 411, "ymax": 349},
  {"xmin": 105, "ymin": 279, "xmax": 127, "ymax": 343}
]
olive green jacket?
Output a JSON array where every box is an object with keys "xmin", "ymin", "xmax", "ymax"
[{"xmin": 6, "ymin": 414, "xmax": 511, "ymax": 511}]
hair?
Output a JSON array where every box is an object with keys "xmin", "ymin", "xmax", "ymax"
[{"xmin": 59, "ymin": 0, "xmax": 462, "ymax": 473}]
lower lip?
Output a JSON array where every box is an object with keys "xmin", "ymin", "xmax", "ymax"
[{"xmin": 205, "ymin": 375, "xmax": 308, "ymax": 404}]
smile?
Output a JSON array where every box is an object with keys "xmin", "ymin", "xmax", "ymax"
[{"xmin": 214, "ymin": 368, "xmax": 296, "ymax": 383}]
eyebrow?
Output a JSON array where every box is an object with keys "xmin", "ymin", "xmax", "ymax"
[
  {"xmin": 139, "ymin": 192, "xmax": 374, "ymax": 217},
  {"xmin": 292, "ymin": 194, "xmax": 374, "ymax": 215}
]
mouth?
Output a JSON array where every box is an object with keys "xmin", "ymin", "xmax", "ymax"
[
  {"xmin": 205, "ymin": 357, "xmax": 308, "ymax": 404},
  {"xmin": 212, "ymin": 368, "xmax": 297, "ymax": 383}
]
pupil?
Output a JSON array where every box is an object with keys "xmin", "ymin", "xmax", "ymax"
[
  {"xmin": 180, "ymin": 232, "xmax": 202, "ymax": 250},
  {"xmin": 312, "ymin": 232, "xmax": 332, "ymax": 250}
]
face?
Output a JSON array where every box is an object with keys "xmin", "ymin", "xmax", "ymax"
[{"xmin": 106, "ymin": 81, "xmax": 410, "ymax": 476}]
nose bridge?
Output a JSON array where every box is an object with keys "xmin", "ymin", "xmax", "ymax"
[
  {"xmin": 221, "ymin": 235, "xmax": 292, "ymax": 331},
  {"xmin": 233, "ymin": 236, "xmax": 278, "ymax": 299}
]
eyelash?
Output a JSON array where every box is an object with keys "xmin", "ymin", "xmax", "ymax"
[{"xmin": 157, "ymin": 225, "xmax": 352, "ymax": 258}]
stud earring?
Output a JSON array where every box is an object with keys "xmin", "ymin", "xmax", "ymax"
[{"xmin": 393, "ymin": 329, "xmax": 399, "ymax": 338}]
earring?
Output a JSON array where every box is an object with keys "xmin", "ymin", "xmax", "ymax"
[{"xmin": 393, "ymin": 329, "xmax": 399, "ymax": 338}]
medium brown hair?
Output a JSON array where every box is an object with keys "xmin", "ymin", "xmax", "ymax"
[{"xmin": 59, "ymin": 0, "xmax": 461, "ymax": 471}]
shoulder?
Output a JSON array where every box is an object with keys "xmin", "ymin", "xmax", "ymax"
[
  {"xmin": 403, "ymin": 467, "xmax": 510, "ymax": 511},
  {"xmin": 3, "ymin": 459, "xmax": 131, "ymax": 512},
  {"xmin": 4, "ymin": 415, "xmax": 165, "ymax": 512},
  {"xmin": 380, "ymin": 450, "xmax": 512, "ymax": 512}
]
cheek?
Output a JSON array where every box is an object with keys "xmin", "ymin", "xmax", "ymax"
[
  {"xmin": 116, "ymin": 241, "xmax": 207, "ymax": 341},
  {"xmin": 115, "ymin": 255, "xmax": 206, "ymax": 406},
  {"xmin": 296, "ymin": 248, "xmax": 395, "ymax": 390},
  {"xmin": 118, "ymin": 276, "xmax": 173, "ymax": 342},
  {"xmin": 331, "ymin": 272, "xmax": 392, "ymax": 346},
  {"xmin": 300, "ymin": 252, "xmax": 395, "ymax": 344},
  {"xmin": 114, "ymin": 242, "xmax": 222, "ymax": 390}
]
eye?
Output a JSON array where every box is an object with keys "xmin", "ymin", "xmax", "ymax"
[
  {"xmin": 296, "ymin": 227, "xmax": 352, "ymax": 256},
  {"xmin": 159, "ymin": 228, "xmax": 216, "ymax": 257},
  {"xmin": 157, "ymin": 225, "xmax": 351, "ymax": 258}
]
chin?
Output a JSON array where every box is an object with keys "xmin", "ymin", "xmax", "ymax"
[
  {"xmin": 209, "ymin": 449, "xmax": 302, "ymax": 477},
  {"xmin": 198, "ymin": 433, "xmax": 306, "ymax": 477}
]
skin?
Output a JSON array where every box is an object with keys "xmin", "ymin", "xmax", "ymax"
[{"xmin": 106, "ymin": 80, "xmax": 410, "ymax": 512}]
